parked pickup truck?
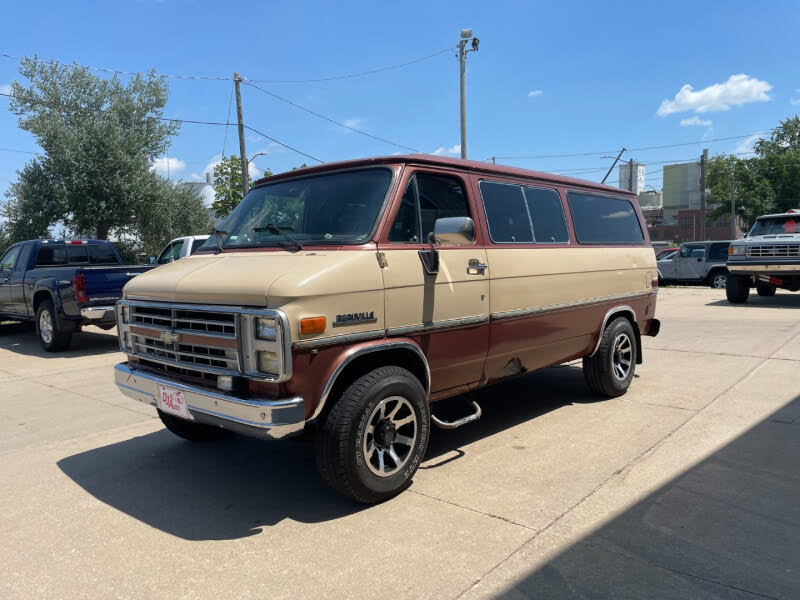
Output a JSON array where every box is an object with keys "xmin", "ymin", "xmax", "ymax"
[
  {"xmin": 726, "ymin": 210, "xmax": 800, "ymax": 303},
  {"xmin": 0, "ymin": 239, "xmax": 154, "ymax": 350},
  {"xmin": 657, "ymin": 240, "xmax": 731, "ymax": 288},
  {"xmin": 114, "ymin": 154, "xmax": 660, "ymax": 503},
  {"xmin": 154, "ymin": 235, "xmax": 209, "ymax": 265}
]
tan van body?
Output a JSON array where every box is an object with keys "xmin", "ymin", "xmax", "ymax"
[{"xmin": 115, "ymin": 155, "xmax": 659, "ymax": 501}]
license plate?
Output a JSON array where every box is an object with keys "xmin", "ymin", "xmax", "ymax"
[{"xmin": 157, "ymin": 385, "xmax": 188, "ymax": 419}]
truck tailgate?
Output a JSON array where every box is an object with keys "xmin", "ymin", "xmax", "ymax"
[{"xmin": 82, "ymin": 266, "xmax": 153, "ymax": 305}]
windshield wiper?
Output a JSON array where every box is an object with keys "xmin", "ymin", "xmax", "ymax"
[
  {"xmin": 253, "ymin": 224, "xmax": 304, "ymax": 251},
  {"xmin": 210, "ymin": 228, "xmax": 230, "ymax": 254}
]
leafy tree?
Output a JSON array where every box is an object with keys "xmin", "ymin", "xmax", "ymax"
[
  {"xmin": 708, "ymin": 116, "xmax": 800, "ymax": 227},
  {"xmin": 3, "ymin": 56, "xmax": 196, "ymax": 244},
  {"xmin": 211, "ymin": 154, "xmax": 273, "ymax": 218}
]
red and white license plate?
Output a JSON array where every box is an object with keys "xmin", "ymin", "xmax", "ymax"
[{"xmin": 157, "ymin": 385, "xmax": 188, "ymax": 419}]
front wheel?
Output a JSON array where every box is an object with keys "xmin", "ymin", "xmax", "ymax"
[
  {"xmin": 315, "ymin": 366, "xmax": 430, "ymax": 503},
  {"xmin": 583, "ymin": 317, "xmax": 637, "ymax": 398},
  {"xmin": 36, "ymin": 299, "xmax": 72, "ymax": 352},
  {"xmin": 726, "ymin": 274, "xmax": 750, "ymax": 304}
]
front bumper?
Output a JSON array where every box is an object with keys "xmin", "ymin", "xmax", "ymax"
[
  {"xmin": 727, "ymin": 262, "xmax": 800, "ymax": 273},
  {"xmin": 114, "ymin": 362, "xmax": 305, "ymax": 440}
]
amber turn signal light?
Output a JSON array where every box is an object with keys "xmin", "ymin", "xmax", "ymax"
[{"xmin": 300, "ymin": 316, "xmax": 326, "ymax": 334}]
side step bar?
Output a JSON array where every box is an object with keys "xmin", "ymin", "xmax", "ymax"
[{"xmin": 431, "ymin": 399, "xmax": 482, "ymax": 429}]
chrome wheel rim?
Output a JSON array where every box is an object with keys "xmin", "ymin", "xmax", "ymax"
[
  {"xmin": 713, "ymin": 274, "xmax": 727, "ymax": 288},
  {"xmin": 363, "ymin": 396, "xmax": 417, "ymax": 478},
  {"xmin": 39, "ymin": 310, "xmax": 54, "ymax": 344},
  {"xmin": 611, "ymin": 333, "xmax": 633, "ymax": 381}
]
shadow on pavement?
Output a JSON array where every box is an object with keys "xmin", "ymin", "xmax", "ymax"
[
  {"xmin": 57, "ymin": 364, "xmax": 592, "ymax": 541},
  {"xmin": 706, "ymin": 293, "xmax": 800, "ymax": 309},
  {"xmin": 494, "ymin": 395, "xmax": 800, "ymax": 599},
  {"xmin": 0, "ymin": 322, "xmax": 120, "ymax": 358}
]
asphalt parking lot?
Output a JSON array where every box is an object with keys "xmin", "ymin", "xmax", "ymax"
[{"xmin": 1, "ymin": 288, "xmax": 798, "ymax": 599}]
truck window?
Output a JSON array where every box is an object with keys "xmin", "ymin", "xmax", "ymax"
[
  {"xmin": 708, "ymin": 243, "xmax": 729, "ymax": 261},
  {"xmin": 35, "ymin": 245, "xmax": 68, "ymax": 266},
  {"xmin": 67, "ymin": 245, "xmax": 89, "ymax": 264},
  {"xmin": 390, "ymin": 173, "xmax": 471, "ymax": 243},
  {"xmin": 0, "ymin": 245, "xmax": 22, "ymax": 271},
  {"xmin": 479, "ymin": 181, "xmax": 533, "ymax": 243},
  {"xmin": 523, "ymin": 187, "xmax": 569, "ymax": 243},
  {"xmin": 89, "ymin": 244, "xmax": 119, "ymax": 264},
  {"xmin": 567, "ymin": 193, "xmax": 644, "ymax": 245},
  {"xmin": 680, "ymin": 244, "xmax": 705, "ymax": 258}
]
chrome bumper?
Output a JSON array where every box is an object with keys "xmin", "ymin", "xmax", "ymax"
[
  {"xmin": 114, "ymin": 362, "xmax": 305, "ymax": 440},
  {"xmin": 728, "ymin": 263, "xmax": 800, "ymax": 273},
  {"xmin": 81, "ymin": 305, "xmax": 117, "ymax": 320}
]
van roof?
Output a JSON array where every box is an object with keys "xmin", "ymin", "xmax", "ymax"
[{"xmin": 254, "ymin": 154, "xmax": 636, "ymax": 197}]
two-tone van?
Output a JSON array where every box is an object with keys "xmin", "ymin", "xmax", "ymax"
[{"xmin": 114, "ymin": 155, "xmax": 660, "ymax": 502}]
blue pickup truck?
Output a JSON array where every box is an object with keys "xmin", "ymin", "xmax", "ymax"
[{"xmin": 0, "ymin": 239, "xmax": 154, "ymax": 351}]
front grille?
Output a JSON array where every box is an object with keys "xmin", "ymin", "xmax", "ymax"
[
  {"xmin": 746, "ymin": 244, "xmax": 800, "ymax": 258},
  {"xmin": 129, "ymin": 305, "xmax": 239, "ymax": 374}
]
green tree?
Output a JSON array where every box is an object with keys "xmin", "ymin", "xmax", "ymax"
[
  {"xmin": 3, "ymin": 56, "xmax": 190, "ymax": 243},
  {"xmin": 708, "ymin": 116, "xmax": 800, "ymax": 227},
  {"xmin": 211, "ymin": 155, "xmax": 273, "ymax": 218}
]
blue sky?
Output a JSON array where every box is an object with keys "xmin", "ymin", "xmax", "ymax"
[{"xmin": 1, "ymin": 0, "xmax": 798, "ymax": 198}]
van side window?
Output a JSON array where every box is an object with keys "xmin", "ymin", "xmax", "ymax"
[
  {"xmin": 567, "ymin": 193, "xmax": 644, "ymax": 245},
  {"xmin": 523, "ymin": 187, "xmax": 569, "ymax": 243},
  {"xmin": 480, "ymin": 181, "xmax": 533, "ymax": 243},
  {"xmin": 390, "ymin": 173, "xmax": 470, "ymax": 243},
  {"xmin": 35, "ymin": 245, "xmax": 67, "ymax": 266}
]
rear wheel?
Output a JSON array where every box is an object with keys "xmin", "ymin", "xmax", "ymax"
[
  {"xmin": 583, "ymin": 318, "xmax": 637, "ymax": 398},
  {"xmin": 756, "ymin": 283, "xmax": 776, "ymax": 297},
  {"xmin": 158, "ymin": 410, "xmax": 230, "ymax": 442},
  {"xmin": 36, "ymin": 299, "xmax": 72, "ymax": 352},
  {"xmin": 709, "ymin": 270, "xmax": 728, "ymax": 289},
  {"xmin": 726, "ymin": 274, "xmax": 750, "ymax": 304},
  {"xmin": 315, "ymin": 366, "xmax": 430, "ymax": 503}
]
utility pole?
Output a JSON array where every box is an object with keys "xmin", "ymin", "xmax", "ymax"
[
  {"xmin": 601, "ymin": 148, "xmax": 626, "ymax": 184},
  {"xmin": 458, "ymin": 29, "xmax": 479, "ymax": 160},
  {"xmin": 629, "ymin": 159, "xmax": 635, "ymax": 193},
  {"xmin": 234, "ymin": 72, "xmax": 250, "ymax": 198},
  {"xmin": 699, "ymin": 148, "xmax": 708, "ymax": 240},
  {"xmin": 730, "ymin": 174, "xmax": 737, "ymax": 239},
  {"xmin": 491, "ymin": 156, "xmax": 496, "ymax": 164}
]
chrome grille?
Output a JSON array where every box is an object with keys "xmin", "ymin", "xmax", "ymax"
[
  {"xmin": 128, "ymin": 305, "xmax": 239, "ymax": 374},
  {"xmin": 746, "ymin": 244, "xmax": 800, "ymax": 258}
]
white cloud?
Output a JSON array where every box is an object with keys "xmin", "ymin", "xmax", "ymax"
[
  {"xmin": 246, "ymin": 134, "xmax": 264, "ymax": 143},
  {"xmin": 0, "ymin": 83, "xmax": 11, "ymax": 95},
  {"xmin": 527, "ymin": 89, "xmax": 543, "ymax": 98},
  {"xmin": 150, "ymin": 156, "xmax": 186, "ymax": 177},
  {"xmin": 342, "ymin": 117, "xmax": 365, "ymax": 129},
  {"xmin": 657, "ymin": 74, "xmax": 772, "ymax": 116},
  {"xmin": 791, "ymin": 90, "xmax": 800, "ymax": 105},
  {"xmin": 680, "ymin": 116, "xmax": 712, "ymax": 127},
  {"xmin": 432, "ymin": 144, "xmax": 461, "ymax": 156},
  {"xmin": 734, "ymin": 134, "xmax": 762, "ymax": 155}
]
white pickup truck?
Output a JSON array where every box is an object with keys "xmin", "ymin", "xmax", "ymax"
[{"xmin": 154, "ymin": 235, "xmax": 209, "ymax": 265}]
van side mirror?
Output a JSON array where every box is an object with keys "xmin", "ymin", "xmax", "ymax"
[{"xmin": 419, "ymin": 217, "xmax": 475, "ymax": 275}]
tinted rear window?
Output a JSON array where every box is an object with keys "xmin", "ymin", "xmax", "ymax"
[
  {"xmin": 523, "ymin": 187, "xmax": 569, "ymax": 243},
  {"xmin": 89, "ymin": 244, "xmax": 119, "ymax": 264},
  {"xmin": 67, "ymin": 245, "xmax": 89, "ymax": 263},
  {"xmin": 35, "ymin": 245, "xmax": 68, "ymax": 266},
  {"xmin": 567, "ymin": 193, "xmax": 644, "ymax": 245}
]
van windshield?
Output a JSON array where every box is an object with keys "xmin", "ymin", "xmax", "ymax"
[
  {"xmin": 201, "ymin": 168, "xmax": 392, "ymax": 250},
  {"xmin": 749, "ymin": 216, "xmax": 800, "ymax": 236}
]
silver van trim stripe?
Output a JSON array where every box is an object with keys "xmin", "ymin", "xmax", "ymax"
[
  {"xmin": 386, "ymin": 315, "xmax": 489, "ymax": 337},
  {"xmin": 293, "ymin": 329, "xmax": 384, "ymax": 350},
  {"xmin": 491, "ymin": 291, "xmax": 652, "ymax": 321}
]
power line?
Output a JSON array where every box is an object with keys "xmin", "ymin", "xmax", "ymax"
[
  {"xmin": 243, "ymin": 124, "xmax": 323, "ymax": 164},
  {"xmin": 243, "ymin": 81, "xmax": 420, "ymax": 152}
]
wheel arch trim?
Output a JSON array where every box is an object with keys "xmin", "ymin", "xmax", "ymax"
[
  {"xmin": 309, "ymin": 340, "xmax": 430, "ymax": 422},
  {"xmin": 590, "ymin": 305, "xmax": 636, "ymax": 357}
]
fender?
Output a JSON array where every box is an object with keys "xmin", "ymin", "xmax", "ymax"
[{"xmin": 590, "ymin": 304, "xmax": 641, "ymax": 364}]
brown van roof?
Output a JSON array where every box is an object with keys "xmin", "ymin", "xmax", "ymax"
[{"xmin": 254, "ymin": 153, "xmax": 635, "ymax": 197}]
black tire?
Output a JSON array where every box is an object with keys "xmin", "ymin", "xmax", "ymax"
[
  {"xmin": 583, "ymin": 317, "xmax": 637, "ymax": 398},
  {"xmin": 35, "ymin": 298, "xmax": 72, "ymax": 352},
  {"xmin": 756, "ymin": 283, "xmax": 776, "ymax": 297},
  {"xmin": 315, "ymin": 366, "xmax": 430, "ymax": 504},
  {"xmin": 726, "ymin": 274, "xmax": 750, "ymax": 304},
  {"xmin": 158, "ymin": 410, "xmax": 230, "ymax": 442},
  {"xmin": 708, "ymin": 269, "xmax": 728, "ymax": 289}
]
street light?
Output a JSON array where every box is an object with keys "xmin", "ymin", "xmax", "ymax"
[
  {"xmin": 458, "ymin": 29, "xmax": 480, "ymax": 160},
  {"xmin": 248, "ymin": 151, "xmax": 267, "ymax": 165}
]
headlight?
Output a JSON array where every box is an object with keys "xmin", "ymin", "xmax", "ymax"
[
  {"xmin": 257, "ymin": 351, "xmax": 280, "ymax": 375},
  {"xmin": 728, "ymin": 245, "xmax": 745, "ymax": 255},
  {"xmin": 256, "ymin": 317, "xmax": 277, "ymax": 340},
  {"xmin": 121, "ymin": 305, "xmax": 130, "ymax": 323}
]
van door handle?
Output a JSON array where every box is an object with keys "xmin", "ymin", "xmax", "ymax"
[{"xmin": 467, "ymin": 259, "xmax": 488, "ymax": 275}]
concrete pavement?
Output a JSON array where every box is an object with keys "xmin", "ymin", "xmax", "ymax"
[{"xmin": 0, "ymin": 288, "xmax": 798, "ymax": 599}]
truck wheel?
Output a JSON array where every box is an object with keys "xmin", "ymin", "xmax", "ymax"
[
  {"xmin": 583, "ymin": 317, "xmax": 637, "ymax": 398},
  {"xmin": 709, "ymin": 270, "xmax": 728, "ymax": 289},
  {"xmin": 158, "ymin": 410, "xmax": 230, "ymax": 442},
  {"xmin": 36, "ymin": 299, "xmax": 72, "ymax": 352},
  {"xmin": 756, "ymin": 283, "xmax": 776, "ymax": 297},
  {"xmin": 726, "ymin": 274, "xmax": 750, "ymax": 304},
  {"xmin": 315, "ymin": 366, "xmax": 430, "ymax": 504}
]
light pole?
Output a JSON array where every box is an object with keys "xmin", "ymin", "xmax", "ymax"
[{"xmin": 458, "ymin": 29, "xmax": 479, "ymax": 160}]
